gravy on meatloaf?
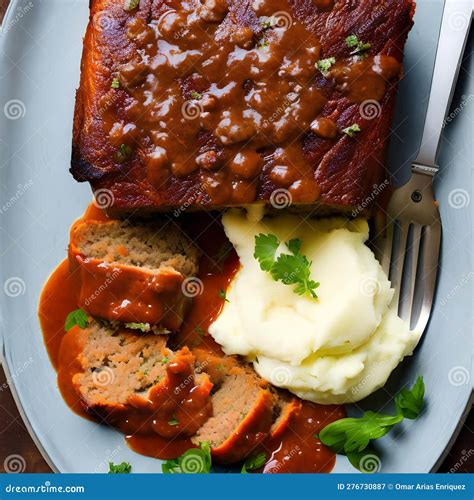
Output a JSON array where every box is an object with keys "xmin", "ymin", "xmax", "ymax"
[{"xmin": 102, "ymin": 0, "xmax": 400, "ymax": 205}]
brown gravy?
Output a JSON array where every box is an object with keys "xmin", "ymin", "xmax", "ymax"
[
  {"xmin": 39, "ymin": 208, "xmax": 345, "ymax": 471},
  {"xmin": 102, "ymin": 0, "xmax": 400, "ymax": 205}
]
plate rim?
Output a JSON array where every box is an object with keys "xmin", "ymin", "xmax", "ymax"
[{"xmin": 0, "ymin": 0, "xmax": 472, "ymax": 475}]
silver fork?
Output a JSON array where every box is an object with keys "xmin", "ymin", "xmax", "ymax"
[{"xmin": 374, "ymin": 0, "xmax": 472, "ymax": 332}]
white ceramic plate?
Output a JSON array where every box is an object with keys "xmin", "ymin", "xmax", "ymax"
[{"xmin": 0, "ymin": 0, "xmax": 472, "ymax": 473}]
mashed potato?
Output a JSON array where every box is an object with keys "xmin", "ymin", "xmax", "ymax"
[{"xmin": 208, "ymin": 210, "xmax": 421, "ymax": 404}]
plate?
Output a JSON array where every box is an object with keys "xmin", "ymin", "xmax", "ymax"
[{"xmin": 0, "ymin": 0, "xmax": 472, "ymax": 473}]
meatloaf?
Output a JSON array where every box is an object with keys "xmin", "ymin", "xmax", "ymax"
[
  {"xmin": 73, "ymin": 322, "xmax": 213, "ymax": 437},
  {"xmin": 69, "ymin": 219, "xmax": 199, "ymax": 331},
  {"xmin": 71, "ymin": 0, "xmax": 415, "ymax": 214}
]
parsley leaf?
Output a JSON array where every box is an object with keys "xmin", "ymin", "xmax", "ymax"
[
  {"xmin": 195, "ymin": 326, "xmax": 205, "ymax": 338},
  {"xmin": 117, "ymin": 143, "xmax": 132, "ymax": 163},
  {"xmin": 395, "ymin": 376, "xmax": 424, "ymax": 419},
  {"xmin": 319, "ymin": 376, "xmax": 425, "ymax": 458},
  {"xmin": 254, "ymin": 233, "xmax": 280, "ymax": 272},
  {"xmin": 161, "ymin": 357, "xmax": 169, "ymax": 365},
  {"xmin": 255, "ymin": 234, "xmax": 319, "ymax": 299},
  {"xmin": 168, "ymin": 417, "xmax": 179, "ymax": 426},
  {"xmin": 316, "ymin": 57, "xmax": 336, "ymax": 75},
  {"xmin": 241, "ymin": 452, "xmax": 267, "ymax": 473},
  {"xmin": 123, "ymin": 0, "xmax": 140, "ymax": 11},
  {"xmin": 190, "ymin": 90, "xmax": 202, "ymax": 100},
  {"xmin": 345, "ymin": 34, "xmax": 371, "ymax": 56},
  {"xmin": 162, "ymin": 442, "xmax": 212, "ymax": 474},
  {"xmin": 342, "ymin": 124, "xmax": 361, "ymax": 137},
  {"xmin": 111, "ymin": 77, "xmax": 120, "ymax": 89},
  {"xmin": 108, "ymin": 461, "xmax": 131, "ymax": 474},
  {"xmin": 64, "ymin": 309, "xmax": 89, "ymax": 332},
  {"xmin": 218, "ymin": 289, "xmax": 229, "ymax": 302},
  {"xmin": 125, "ymin": 322, "xmax": 150, "ymax": 332}
]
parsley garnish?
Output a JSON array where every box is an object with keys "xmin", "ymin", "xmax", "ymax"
[
  {"xmin": 219, "ymin": 289, "xmax": 229, "ymax": 302},
  {"xmin": 168, "ymin": 417, "xmax": 179, "ymax": 426},
  {"xmin": 342, "ymin": 124, "xmax": 361, "ymax": 137},
  {"xmin": 190, "ymin": 90, "xmax": 202, "ymax": 100},
  {"xmin": 108, "ymin": 461, "xmax": 131, "ymax": 474},
  {"xmin": 241, "ymin": 452, "xmax": 267, "ymax": 473},
  {"xmin": 260, "ymin": 18, "xmax": 272, "ymax": 29},
  {"xmin": 316, "ymin": 57, "xmax": 336, "ymax": 75},
  {"xmin": 319, "ymin": 376, "xmax": 425, "ymax": 470},
  {"xmin": 161, "ymin": 357, "xmax": 169, "ymax": 365},
  {"xmin": 123, "ymin": 0, "xmax": 139, "ymax": 11},
  {"xmin": 64, "ymin": 309, "xmax": 89, "ymax": 332},
  {"xmin": 195, "ymin": 326, "xmax": 205, "ymax": 338},
  {"xmin": 111, "ymin": 77, "xmax": 120, "ymax": 89},
  {"xmin": 162, "ymin": 442, "xmax": 212, "ymax": 474},
  {"xmin": 345, "ymin": 34, "xmax": 371, "ymax": 56},
  {"xmin": 125, "ymin": 322, "xmax": 150, "ymax": 332},
  {"xmin": 254, "ymin": 234, "xmax": 320, "ymax": 299},
  {"xmin": 117, "ymin": 143, "xmax": 132, "ymax": 163}
]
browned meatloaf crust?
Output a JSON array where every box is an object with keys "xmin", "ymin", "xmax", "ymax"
[{"xmin": 71, "ymin": 0, "xmax": 415, "ymax": 214}]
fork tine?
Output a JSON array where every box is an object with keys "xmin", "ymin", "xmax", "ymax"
[
  {"xmin": 380, "ymin": 222, "xmax": 394, "ymax": 276},
  {"xmin": 403, "ymin": 224, "xmax": 422, "ymax": 326},
  {"xmin": 390, "ymin": 222, "xmax": 409, "ymax": 310},
  {"xmin": 413, "ymin": 221, "xmax": 442, "ymax": 333}
]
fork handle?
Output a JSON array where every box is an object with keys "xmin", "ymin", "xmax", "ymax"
[{"xmin": 415, "ymin": 0, "xmax": 472, "ymax": 168}]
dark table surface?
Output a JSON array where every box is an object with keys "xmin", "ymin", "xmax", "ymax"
[{"xmin": 0, "ymin": 0, "xmax": 472, "ymax": 475}]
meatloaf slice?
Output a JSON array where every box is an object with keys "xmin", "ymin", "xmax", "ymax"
[
  {"xmin": 73, "ymin": 322, "xmax": 213, "ymax": 437},
  {"xmin": 192, "ymin": 361, "xmax": 276, "ymax": 464},
  {"xmin": 72, "ymin": 0, "xmax": 414, "ymax": 214},
  {"xmin": 69, "ymin": 219, "xmax": 199, "ymax": 331},
  {"xmin": 269, "ymin": 392, "xmax": 302, "ymax": 440}
]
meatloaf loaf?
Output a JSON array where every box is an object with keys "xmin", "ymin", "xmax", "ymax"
[
  {"xmin": 71, "ymin": 0, "xmax": 415, "ymax": 214},
  {"xmin": 69, "ymin": 219, "xmax": 199, "ymax": 331}
]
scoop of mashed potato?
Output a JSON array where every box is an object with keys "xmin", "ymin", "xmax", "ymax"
[{"xmin": 208, "ymin": 210, "xmax": 421, "ymax": 404}]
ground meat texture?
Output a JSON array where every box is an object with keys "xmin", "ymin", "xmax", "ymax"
[
  {"xmin": 73, "ymin": 323, "xmax": 213, "ymax": 438},
  {"xmin": 192, "ymin": 364, "xmax": 276, "ymax": 464},
  {"xmin": 68, "ymin": 219, "xmax": 199, "ymax": 331},
  {"xmin": 71, "ymin": 0, "xmax": 414, "ymax": 215}
]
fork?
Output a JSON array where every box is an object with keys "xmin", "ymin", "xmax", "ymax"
[{"xmin": 374, "ymin": 0, "xmax": 472, "ymax": 332}]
